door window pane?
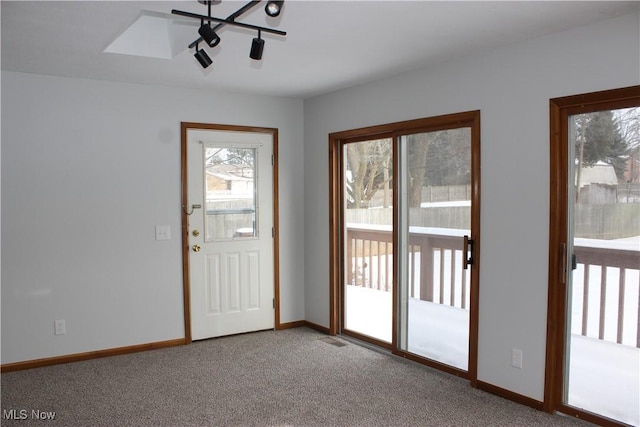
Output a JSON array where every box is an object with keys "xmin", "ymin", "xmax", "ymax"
[
  {"xmin": 204, "ymin": 146, "xmax": 257, "ymax": 241},
  {"xmin": 398, "ymin": 128, "xmax": 471, "ymax": 370},
  {"xmin": 566, "ymin": 107, "xmax": 640, "ymax": 425}
]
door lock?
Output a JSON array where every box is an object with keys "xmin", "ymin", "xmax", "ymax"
[
  {"xmin": 183, "ymin": 204, "xmax": 202, "ymax": 216},
  {"xmin": 192, "ymin": 229, "xmax": 200, "ymax": 237},
  {"xmin": 192, "ymin": 244, "xmax": 201, "ymax": 252}
]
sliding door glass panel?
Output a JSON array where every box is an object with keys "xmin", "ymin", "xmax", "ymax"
[
  {"xmin": 343, "ymin": 138, "xmax": 393, "ymax": 342},
  {"xmin": 565, "ymin": 107, "xmax": 640, "ymax": 425},
  {"xmin": 398, "ymin": 128, "xmax": 471, "ymax": 370}
]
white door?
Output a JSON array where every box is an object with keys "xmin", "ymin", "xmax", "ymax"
[{"xmin": 186, "ymin": 128, "xmax": 275, "ymax": 340}]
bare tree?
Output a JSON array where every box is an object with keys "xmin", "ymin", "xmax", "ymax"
[
  {"xmin": 617, "ymin": 107, "xmax": 640, "ymax": 151},
  {"xmin": 406, "ymin": 133, "xmax": 430, "ymax": 207},
  {"xmin": 345, "ymin": 139, "xmax": 392, "ymax": 208},
  {"xmin": 407, "ymin": 128, "xmax": 470, "ymax": 207},
  {"xmin": 616, "ymin": 107, "xmax": 640, "ymax": 183}
]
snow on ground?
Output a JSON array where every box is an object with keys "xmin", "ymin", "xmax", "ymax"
[
  {"xmin": 345, "ymin": 286, "xmax": 469, "ymax": 370},
  {"xmin": 568, "ymin": 335, "xmax": 639, "ymax": 426},
  {"xmin": 345, "ymin": 284, "xmax": 393, "ymax": 343},
  {"xmin": 406, "ymin": 298, "xmax": 469, "ymax": 370},
  {"xmin": 421, "ymin": 200, "xmax": 471, "ymax": 208},
  {"xmin": 575, "ymin": 235, "xmax": 640, "ymax": 251}
]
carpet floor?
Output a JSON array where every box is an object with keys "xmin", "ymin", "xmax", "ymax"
[{"xmin": 1, "ymin": 327, "xmax": 587, "ymax": 426}]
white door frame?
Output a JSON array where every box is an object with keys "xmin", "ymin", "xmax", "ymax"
[{"xmin": 181, "ymin": 122, "xmax": 280, "ymax": 343}]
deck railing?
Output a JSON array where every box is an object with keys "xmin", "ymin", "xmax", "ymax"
[
  {"xmin": 573, "ymin": 244, "xmax": 640, "ymax": 347},
  {"xmin": 346, "ymin": 226, "xmax": 469, "ymax": 309},
  {"xmin": 346, "ymin": 225, "xmax": 640, "ymax": 348}
]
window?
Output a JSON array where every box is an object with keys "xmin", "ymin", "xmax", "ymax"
[{"xmin": 204, "ymin": 146, "xmax": 257, "ymax": 240}]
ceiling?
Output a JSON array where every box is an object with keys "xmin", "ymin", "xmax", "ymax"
[{"xmin": 2, "ymin": 1, "xmax": 637, "ymax": 99}]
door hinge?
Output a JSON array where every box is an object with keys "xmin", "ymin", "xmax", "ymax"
[
  {"xmin": 273, "ymin": 298, "xmax": 275, "ymax": 308},
  {"xmin": 271, "ymin": 154, "xmax": 274, "ymax": 166},
  {"xmin": 272, "ymin": 227, "xmax": 275, "ymax": 238}
]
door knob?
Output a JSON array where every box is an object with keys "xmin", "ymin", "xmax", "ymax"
[{"xmin": 192, "ymin": 244, "xmax": 201, "ymax": 252}]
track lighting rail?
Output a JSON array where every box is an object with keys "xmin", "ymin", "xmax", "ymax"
[
  {"xmin": 172, "ymin": 9, "xmax": 287, "ymax": 37},
  {"xmin": 185, "ymin": 1, "xmax": 259, "ymax": 49}
]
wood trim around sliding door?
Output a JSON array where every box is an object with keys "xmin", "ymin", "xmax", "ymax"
[
  {"xmin": 544, "ymin": 85, "xmax": 639, "ymax": 425},
  {"xmin": 328, "ymin": 110, "xmax": 481, "ymax": 384}
]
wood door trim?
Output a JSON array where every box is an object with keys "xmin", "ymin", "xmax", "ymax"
[
  {"xmin": 328, "ymin": 136, "xmax": 341, "ymax": 336},
  {"xmin": 181, "ymin": 123, "xmax": 192, "ymax": 343},
  {"xmin": 544, "ymin": 85, "xmax": 640, "ymax": 422},
  {"xmin": 468, "ymin": 110, "xmax": 481, "ymax": 387},
  {"xmin": 180, "ymin": 122, "xmax": 281, "ymax": 343}
]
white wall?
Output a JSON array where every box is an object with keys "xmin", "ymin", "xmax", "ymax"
[
  {"xmin": 303, "ymin": 11, "xmax": 640, "ymax": 401},
  {"xmin": 1, "ymin": 72, "xmax": 305, "ymax": 364}
]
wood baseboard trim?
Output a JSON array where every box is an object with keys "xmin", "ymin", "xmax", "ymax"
[
  {"xmin": 2, "ymin": 323, "xmax": 330, "ymax": 373},
  {"xmin": 302, "ymin": 321, "xmax": 331, "ymax": 335},
  {"xmin": 276, "ymin": 320, "xmax": 331, "ymax": 335},
  {"xmin": 276, "ymin": 320, "xmax": 307, "ymax": 330},
  {"xmin": 1, "ymin": 338, "xmax": 186, "ymax": 373},
  {"xmin": 476, "ymin": 380, "xmax": 544, "ymax": 411}
]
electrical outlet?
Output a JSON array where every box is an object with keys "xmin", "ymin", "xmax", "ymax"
[
  {"xmin": 54, "ymin": 319, "xmax": 66, "ymax": 336},
  {"xmin": 511, "ymin": 348, "xmax": 523, "ymax": 369},
  {"xmin": 155, "ymin": 225, "xmax": 171, "ymax": 241}
]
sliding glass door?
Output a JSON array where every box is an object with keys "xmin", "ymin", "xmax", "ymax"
[
  {"xmin": 547, "ymin": 86, "xmax": 639, "ymax": 426},
  {"xmin": 564, "ymin": 107, "xmax": 639, "ymax": 425},
  {"xmin": 331, "ymin": 111, "xmax": 480, "ymax": 377},
  {"xmin": 397, "ymin": 128, "xmax": 472, "ymax": 370},
  {"xmin": 342, "ymin": 138, "xmax": 393, "ymax": 343}
]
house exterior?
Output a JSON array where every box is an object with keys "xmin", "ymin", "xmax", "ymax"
[
  {"xmin": 206, "ymin": 165, "xmax": 254, "ymax": 196},
  {"xmin": 577, "ymin": 161, "xmax": 618, "ymax": 204},
  {"xmin": 578, "ymin": 161, "xmax": 618, "ymax": 188},
  {"xmin": 624, "ymin": 151, "xmax": 640, "ymax": 183}
]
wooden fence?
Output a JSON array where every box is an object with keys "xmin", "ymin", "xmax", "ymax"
[{"xmin": 347, "ymin": 202, "xmax": 640, "ymax": 239}]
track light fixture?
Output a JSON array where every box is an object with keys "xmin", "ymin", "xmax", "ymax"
[
  {"xmin": 194, "ymin": 43, "xmax": 213, "ymax": 68},
  {"xmin": 250, "ymin": 31, "xmax": 265, "ymax": 60},
  {"xmin": 265, "ymin": 1, "xmax": 284, "ymax": 17},
  {"xmin": 172, "ymin": 1, "xmax": 287, "ymax": 69},
  {"xmin": 198, "ymin": 23, "xmax": 221, "ymax": 48}
]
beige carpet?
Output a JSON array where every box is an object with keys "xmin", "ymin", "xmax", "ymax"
[{"xmin": 1, "ymin": 327, "xmax": 586, "ymax": 426}]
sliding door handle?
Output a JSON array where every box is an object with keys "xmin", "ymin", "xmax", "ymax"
[
  {"xmin": 559, "ymin": 243, "xmax": 567, "ymax": 284},
  {"xmin": 463, "ymin": 235, "xmax": 474, "ymax": 270}
]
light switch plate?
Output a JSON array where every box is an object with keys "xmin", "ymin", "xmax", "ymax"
[
  {"xmin": 155, "ymin": 225, "xmax": 171, "ymax": 241},
  {"xmin": 511, "ymin": 348, "xmax": 523, "ymax": 369},
  {"xmin": 54, "ymin": 319, "xmax": 66, "ymax": 335}
]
